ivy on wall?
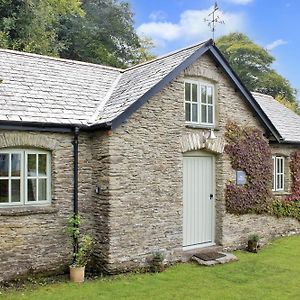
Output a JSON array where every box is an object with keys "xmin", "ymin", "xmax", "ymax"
[
  {"xmin": 225, "ymin": 122, "xmax": 272, "ymax": 214},
  {"xmin": 287, "ymin": 151, "xmax": 300, "ymax": 201}
]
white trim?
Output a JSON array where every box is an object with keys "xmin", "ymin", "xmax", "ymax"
[
  {"xmin": 184, "ymin": 80, "xmax": 215, "ymax": 127},
  {"xmin": 0, "ymin": 149, "xmax": 51, "ymax": 207},
  {"xmin": 272, "ymin": 156, "xmax": 284, "ymax": 192}
]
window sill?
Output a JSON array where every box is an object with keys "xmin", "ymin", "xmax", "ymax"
[
  {"xmin": 185, "ymin": 124, "xmax": 219, "ymax": 130},
  {"xmin": 0, "ymin": 205, "xmax": 59, "ymax": 216},
  {"xmin": 273, "ymin": 191, "xmax": 290, "ymax": 196}
]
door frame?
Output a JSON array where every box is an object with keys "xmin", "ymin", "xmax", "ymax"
[{"xmin": 183, "ymin": 150, "xmax": 216, "ymax": 251}]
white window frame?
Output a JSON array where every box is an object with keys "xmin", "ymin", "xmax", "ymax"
[
  {"xmin": 184, "ymin": 80, "xmax": 215, "ymax": 127},
  {"xmin": 0, "ymin": 149, "xmax": 51, "ymax": 206},
  {"xmin": 272, "ymin": 156, "xmax": 284, "ymax": 192}
]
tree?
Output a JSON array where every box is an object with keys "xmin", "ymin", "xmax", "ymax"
[
  {"xmin": 0, "ymin": 0, "xmax": 83, "ymax": 56},
  {"xmin": 59, "ymin": 0, "xmax": 155, "ymax": 68},
  {"xmin": 216, "ymin": 33, "xmax": 297, "ymax": 104}
]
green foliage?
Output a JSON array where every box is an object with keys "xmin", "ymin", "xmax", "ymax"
[
  {"xmin": 287, "ymin": 151, "xmax": 300, "ymax": 201},
  {"xmin": 3, "ymin": 236, "xmax": 300, "ymax": 299},
  {"xmin": 248, "ymin": 234, "xmax": 260, "ymax": 242},
  {"xmin": 216, "ymin": 33, "xmax": 298, "ymax": 105},
  {"xmin": 225, "ymin": 122, "xmax": 272, "ymax": 214},
  {"xmin": 152, "ymin": 251, "xmax": 165, "ymax": 262},
  {"xmin": 58, "ymin": 0, "xmax": 154, "ymax": 67},
  {"xmin": 0, "ymin": 0, "xmax": 83, "ymax": 56},
  {"xmin": 0, "ymin": 0, "xmax": 155, "ymax": 67},
  {"xmin": 72, "ymin": 234, "xmax": 93, "ymax": 267},
  {"xmin": 272, "ymin": 200, "xmax": 300, "ymax": 221},
  {"xmin": 66, "ymin": 214, "xmax": 93, "ymax": 267}
]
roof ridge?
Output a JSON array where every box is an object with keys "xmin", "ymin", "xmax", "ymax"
[
  {"xmin": 123, "ymin": 39, "xmax": 212, "ymax": 72},
  {"xmin": 90, "ymin": 73, "xmax": 123, "ymax": 124},
  {"xmin": 0, "ymin": 48, "xmax": 123, "ymax": 72}
]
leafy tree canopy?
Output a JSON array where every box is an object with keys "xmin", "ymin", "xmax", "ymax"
[
  {"xmin": 0, "ymin": 0, "xmax": 154, "ymax": 67},
  {"xmin": 216, "ymin": 33, "xmax": 297, "ymax": 104}
]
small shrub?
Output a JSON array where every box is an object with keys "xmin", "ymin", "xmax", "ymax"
[
  {"xmin": 272, "ymin": 200, "xmax": 300, "ymax": 221},
  {"xmin": 248, "ymin": 234, "xmax": 260, "ymax": 242}
]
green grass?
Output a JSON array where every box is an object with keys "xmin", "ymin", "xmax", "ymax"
[{"xmin": 2, "ymin": 236, "xmax": 300, "ymax": 300}]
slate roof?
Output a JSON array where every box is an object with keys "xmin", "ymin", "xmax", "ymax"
[
  {"xmin": 0, "ymin": 41, "xmax": 207, "ymax": 127},
  {"xmin": 0, "ymin": 40, "xmax": 299, "ymax": 143},
  {"xmin": 253, "ymin": 92, "xmax": 300, "ymax": 143}
]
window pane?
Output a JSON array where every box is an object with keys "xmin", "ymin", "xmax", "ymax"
[
  {"xmin": 0, "ymin": 154, "xmax": 9, "ymax": 177},
  {"xmin": 11, "ymin": 154, "xmax": 21, "ymax": 177},
  {"xmin": 38, "ymin": 154, "xmax": 47, "ymax": 176},
  {"xmin": 185, "ymin": 83, "xmax": 190, "ymax": 101},
  {"xmin": 201, "ymin": 105, "xmax": 207, "ymax": 123},
  {"xmin": 28, "ymin": 179, "xmax": 37, "ymax": 202},
  {"xmin": 201, "ymin": 86, "xmax": 207, "ymax": 103},
  {"xmin": 192, "ymin": 84, "xmax": 197, "ymax": 102},
  {"xmin": 28, "ymin": 154, "xmax": 37, "ymax": 177},
  {"xmin": 207, "ymin": 87, "xmax": 213, "ymax": 104},
  {"xmin": 208, "ymin": 106, "xmax": 213, "ymax": 124},
  {"xmin": 185, "ymin": 103, "xmax": 191, "ymax": 122},
  {"xmin": 38, "ymin": 179, "xmax": 47, "ymax": 201},
  {"xmin": 0, "ymin": 179, "xmax": 9, "ymax": 203},
  {"xmin": 11, "ymin": 179, "xmax": 21, "ymax": 202},
  {"xmin": 192, "ymin": 104, "xmax": 198, "ymax": 122}
]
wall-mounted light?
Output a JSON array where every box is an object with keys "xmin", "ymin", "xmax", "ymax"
[{"xmin": 207, "ymin": 129, "xmax": 216, "ymax": 140}]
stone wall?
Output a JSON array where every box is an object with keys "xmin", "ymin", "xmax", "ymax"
[
  {"xmin": 223, "ymin": 213, "xmax": 300, "ymax": 250},
  {"xmin": 0, "ymin": 130, "xmax": 95, "ymax": 282},
  {"xmin": 104, "ymin": 52, "xmax": 275, "ymax": 272}
]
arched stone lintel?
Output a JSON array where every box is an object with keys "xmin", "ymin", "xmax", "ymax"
[
  {"xmin": 0, "ymin": 132, "xmax": 58, "ymax": 150},
  {"xmin": 181, "ymin": 132, "xmax": 225, "ymax": 154}
]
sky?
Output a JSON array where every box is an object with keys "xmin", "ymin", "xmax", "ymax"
[{"xmin": 129, "ymin": 0, "xmax": 300, "ymax": 97}]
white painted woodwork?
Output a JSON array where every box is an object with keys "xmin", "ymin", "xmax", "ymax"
[{"xmin": 183, "ymin": 153, "xmax": 214, "ymax": 248}]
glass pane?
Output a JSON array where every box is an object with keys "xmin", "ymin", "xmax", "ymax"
[
  {"xmin": 27, "ymin": 154, "xmax": 37, "ymax": 177},
  {"xmin": 201, "ymin": 86, "xmax": 207, "ymax": 103},
  {"xmin": 201, "ymin": 105, "xmax": 207, "ymax": 123},
  {"xmin": 38, "ymin": 179, "xmax": 47, "ymax": 201},
  {"xmin": 11, "ymin": 154, "xmax": 21, "ymax": 177},
  {"xmin": 0, "ymin": 154, "xmax": 9, "ymax": 177},
  {"xmin": 38, "ymin": 154, "xmax": 47, "ymax": 176},
  {"xmin": 185, "ymin": 103, "xmax": 191, "ymax": 121},
  {"xmin": 185, "ymin": 83, "xmax": 190, "ymax": 101},
  {"xmin": 192, "ymin": 104, "xmax": 198, "ymax": 122},
  {"xmin": 28, "ymin": 179, "xmax": 37, "ymax": 202},
  {"xmin": 207, "ymin": 87, "xmax": 213, "ymax": 104},
  {"xmin": 192, "ymin": 84, "xmax": 197, "ymax": 102},
  {"xmin": 11, "ymin": 179, "xmax": 21, "ymax": 202},
  {"xmin": 0, "ymin": 179, "xmax": 9, "ymax": 203},
  {"xmin": 208, "ymin": 106, "xmax": 213, "ymax": 124}
]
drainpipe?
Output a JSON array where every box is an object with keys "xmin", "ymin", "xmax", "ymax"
[{"xmin": 73, "ymin": 126, "xmax": 80, "ymax": 257}]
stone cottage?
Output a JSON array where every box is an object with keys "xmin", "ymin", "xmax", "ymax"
[{"xmin": 0, "ymin": 39, "xmax": 299, "ymax": 281}]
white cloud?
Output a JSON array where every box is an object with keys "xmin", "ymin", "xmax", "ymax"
[
  {"xmin": 149, "ymin": 10, "xmax": 167, "ymax": 22},
  {"xmin": 266, "ymin": 39, "xmax": 288, "ymax": 50},
  {"xmin": 137, "ymin": 6, "xmax": 245, "ymax": 49},
  {"xmin": 224, "ymin": 0, "xmax": 253, "ymax": 4}
]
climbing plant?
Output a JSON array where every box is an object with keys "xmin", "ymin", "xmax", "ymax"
[
  {"xmin": 287, "ymin": 151, "xmax": 300, "ymax": 201},
  {"xmin": 225, "ymin": 122, "xmax": 272, "ymax": 214}
]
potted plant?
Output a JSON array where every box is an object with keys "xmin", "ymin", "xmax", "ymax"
[
  {"xmin": 66, "ymin": 214, "xmax": 93, "ymax": 283},
  {"xmin": 247, "ymin": 234, "xmax": 260, "ymax": 253},
  {"xmin": 150, "ymin": 251, "xmax": 165, "ymax": 273}
]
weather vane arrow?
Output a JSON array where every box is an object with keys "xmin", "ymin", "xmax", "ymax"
[{"xmin": 204, "ymin": 2, "xmax": 225, "ymax": 42}]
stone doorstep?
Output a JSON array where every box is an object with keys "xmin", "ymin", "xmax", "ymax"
[
  {"xmin": 182, "ymin": 245, "xmax": 223, "ymax": 262},
  {"xmin": 191, "ymin": 252, "xmax": 238, "ymax": 266}
]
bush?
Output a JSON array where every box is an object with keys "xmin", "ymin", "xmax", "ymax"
[{"xmin": 272, "ymin": 200, "xmax": 300, "ymax": 221}]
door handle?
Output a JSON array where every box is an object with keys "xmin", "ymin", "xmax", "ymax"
[{"xmin": 210, "ymin": 194, "xmax": 214, "ymax": 200}]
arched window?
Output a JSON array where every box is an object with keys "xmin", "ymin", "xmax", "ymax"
[{"xmin": 0, "ymin": 149, "xmax": 51, "ymax": 206}]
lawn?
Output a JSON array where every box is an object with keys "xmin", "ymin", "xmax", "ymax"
[{"xmin": 2, "ymin": 236, "xmax": 300, "ymax": 300}]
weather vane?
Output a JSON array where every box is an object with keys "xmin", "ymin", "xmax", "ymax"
[{"xmin": 204, "ymin": 2, "xmax": 225, "ymax": 41}]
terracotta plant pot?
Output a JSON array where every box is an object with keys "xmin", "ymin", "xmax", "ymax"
[
  {"xmin": 151, "ymin": 259, "xmax": 164, "ymax": 273},
  {"xmin": 247, "ymin": 240, "xmax": 259, "ymax": 253},
  {"xmin": 70, "ymin": 266, "xmax": 85, "ymax": 283}
]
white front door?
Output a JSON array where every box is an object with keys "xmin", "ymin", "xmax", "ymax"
[{"xmin": 183, "ymin": 153, "xmax": 214, "ymax": 249}]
